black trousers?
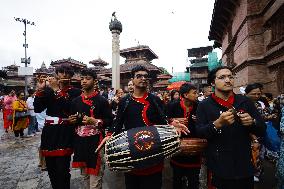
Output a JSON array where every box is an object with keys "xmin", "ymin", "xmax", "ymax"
[
  {"xmin": 125, "ymin": 172, "xmax": 162, "ymax": 189},
  {"xmin": 172, "ymin": 166, "xmax": 200, "ymax": 189},
  {"xmin": 14, "ymin": 129, "xmax": 24, "ymax": 137},
  {"xmin": 212, "ymin": 176, "xmax": 254, "ymax": 189},
  {"xmin": 45, "ymin": 156, "xmax": 71, "ymax": 189}
]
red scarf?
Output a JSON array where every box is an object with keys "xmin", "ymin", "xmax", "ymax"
[
  {"xmin": 180, "ymin": 98, "xmax": 193, "ymax": 118},
  {"xmin": 211, "ymin": 93, "xmax": 235, "ymax": 109},
  {"xmin": 132, "ymin": 92, "xmax": 152, "ymax": 126},
  {"xmin": 81, "ymin": 91, "xmax": 98, "ymax": 117}
]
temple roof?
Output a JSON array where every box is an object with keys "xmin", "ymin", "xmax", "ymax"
[
  {"xmin": 97, "ymin": 75, "xmax": 112, "ymax": 81},
  {"xmin": 101, "ymin": 60, "xmax": 162, "ymax": 75},
  {"xmin": 191, "ymin": 58, "xmax": 208, "ymax": 64},
  {"xmin": 190, "ymin": 62, "xmax": 208, "ymax": 68},
  {"xmin": 120, "ymin": 45, "xmax": 158, "ymax": 61},
  {"xmin": 50, "ymin": 57, "xmax": 87, "ymax": 68},
  {"xmin": 187, "ymin": 46, "xmax": 213, "ymax": 58},
  {"xmin": 153, "ymin": 80, "xmax": 171, "ymax": 88},
  {"xmin": 157, "ymin": 74, "xmax": 172, "ymax": 79},
  {"xmin": 89, "ymin": 58, "xmax": 109, "ymax": 66},
  {"xmin": 3, "ymin": 64, "xmax": 19, "ymax": 71},
  {"xmin": 208, "ymin": 0, "xmax": 239, "ymax": 47}
]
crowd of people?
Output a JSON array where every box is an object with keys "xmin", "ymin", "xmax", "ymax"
[{"xmin": 0, "ymin": 64, "xmax": 283, "ymax": 189}]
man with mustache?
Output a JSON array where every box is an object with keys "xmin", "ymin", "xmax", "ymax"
[
  {"xmin": 196, "ymin": 66, "xmax": 266, "ymax": 189},
  {"xmin": 34, "ymin": 65, "xmax": 81, "ymax": 189},
  {"xmin": 103, "ymin": 65, "xmax": 188, "ymax": 189}
]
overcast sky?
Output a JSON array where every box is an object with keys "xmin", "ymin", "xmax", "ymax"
[{"xmin": 0, "ymin": 0, "xmax": 219, "ymax": 73}]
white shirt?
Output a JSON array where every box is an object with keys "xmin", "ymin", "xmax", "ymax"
[
  {"xmin": 35, "ymin": 109, "xmax": 47, "ymax": 129},
  {"xmin": 26, "ymin": 96, "xmax": 35, "ymax": 116}
]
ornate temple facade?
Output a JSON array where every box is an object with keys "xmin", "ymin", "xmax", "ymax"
[{"xmin": 209, "ymin": 0, "xmax": 284, "ymax": 95}]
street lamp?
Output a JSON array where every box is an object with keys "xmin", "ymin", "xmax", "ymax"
[{"xmin": 14, "ymin": 17, "xmax": 35, "ymax": 97}]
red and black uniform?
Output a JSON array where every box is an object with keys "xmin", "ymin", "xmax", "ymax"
[
  {"xmin": 196, "ymin": 94, "xmax": 266, "ymax": 189},
  {"xmin": 167, "ymin": 98, "xmax": 200, "ymax": 189},
  {"xmin": 34, "ymin": 86, "xmax": 81, "ymax": 189},
  {"xmin": 112, "ymin": 92, "xmax": 167, "ymax": 189},
  {"xmin": 71, "ymin": 91, "xmax": 112, "ymax": 175}
]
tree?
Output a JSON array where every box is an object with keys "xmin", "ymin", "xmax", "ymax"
[{"xmin": 159, "ymin": 67, "xmax": 170, "ymax": 75}]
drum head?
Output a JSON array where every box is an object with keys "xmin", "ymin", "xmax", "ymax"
[{"xmin": 127, "ymin": 126, "xmax": 164, "ymax": 169}]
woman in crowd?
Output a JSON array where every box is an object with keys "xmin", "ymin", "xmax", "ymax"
[
  {"xmin": 162, "ymin": 91, "xmax": 170, "ymax": 105},
  {"xmin": 3, "ymin": 90, "xmax": 17, "ymax": 133},
  {"xmin": 12, "ymin": 91, "xmax": 29, "ymax": 138},
  {"xmin": 170, "ymin": 90, "xmax": 180, "ymax": 102},
  {"xmin": 245, "ymin": 83, "xmax": 266, "ymax": 182}
]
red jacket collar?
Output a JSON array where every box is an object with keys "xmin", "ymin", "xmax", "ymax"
[
  {"xmin": 211, "ymin": 93, "xmax": 235, "ymax": 109},
  {"xmin": 81, "ymin": 91, "xmax": 98, "ymax": 106}
]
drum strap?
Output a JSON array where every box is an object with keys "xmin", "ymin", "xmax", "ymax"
[
  {"xmin": 113, "ymin": 94, "xmax": 168, "ymax": 133},
  {"xmin": 148, "ymin": 95, "xmax": 168, "ymax": 125},
  {"xmin": 112, "ymin": 94, "xmax": 131, "ymax": 133}
]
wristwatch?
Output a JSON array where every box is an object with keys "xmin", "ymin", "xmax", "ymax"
[{"xmin": 213, "ymin": 122, "xmax": 222, "ymax": 134}]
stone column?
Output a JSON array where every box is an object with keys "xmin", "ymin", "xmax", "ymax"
[
  {"xmin": 111, "ymin": 30, "xmax": 121, "ymax": 90},
  {"xmin": 109, "ymin": 14, "xmax": 122, "ymax": 90}
]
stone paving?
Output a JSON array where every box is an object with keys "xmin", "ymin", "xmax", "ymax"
[{"xmin": 0, "ymin": 112, "xmax": 278, "ymax": 189}]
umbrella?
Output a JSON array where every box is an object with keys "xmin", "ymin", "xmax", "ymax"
[{"xmin": 166, "ymin": 81, "xmax": 187, "ymax": 91}]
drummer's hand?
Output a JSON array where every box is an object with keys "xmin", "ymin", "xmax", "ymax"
[
  {"xmin": 174, "ymin": 118, "xmax": 188, "ymax": 126},
  {"xmin": 82, "ymin": 116, "xmax": 98, "ymax": 125},
  {"xmin": 95, "ymin": 135, "xmax": 112, "ymax": 153},
  {"xmin": 171, "ymin": 120, "xmax": 190, "ymax": 136},
  {"xmin": 68, "ymin": 114, "xmax": 78, "ymax": 124}
]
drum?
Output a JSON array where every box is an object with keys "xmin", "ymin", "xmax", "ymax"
[
  {"xmin": 178, "ymin": 138, "xmax": 208, "ymax": 156},
  {"xmin": 105, "ymin": 125, "xmax": 180, "ymax": 171}
]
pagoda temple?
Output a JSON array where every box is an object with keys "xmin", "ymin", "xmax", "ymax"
[
  {"xmin": 0, "ymin": 64, "xmax": 30, "ymax": 93},
  {"xmin": 34, "ymin": 62, "xmax": 54, "ymax": 77},
  {"xmin": 89, "ymin": 58, "xmax": 112, "ymax": 87},
  {"xmin": 100, "ymin": 45, "xmax": 171, "ymax": 91},
  {"xmin": 188, "ymin": 46, "xmax": 213, "ymax": 90}
]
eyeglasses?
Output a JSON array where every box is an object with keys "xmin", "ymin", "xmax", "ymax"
[
  {"xmin": 249, "ymin": 93, "xmax": 261, "ymax": 96},
  {"xmin": 216, "ymin": 75, "xmax": 235, "ymax": 81},
  {"xmin": 135, "ymin": 74, "xmax": 149, "ymax": 79}
]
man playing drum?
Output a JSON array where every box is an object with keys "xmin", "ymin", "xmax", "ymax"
[
  {"xmin": 99, "ymin": 65, "xmax": 188, "ymax": 189},
  {"xmin": 167, "ymin": 83, "xmax": 200, "ymax": 189}
]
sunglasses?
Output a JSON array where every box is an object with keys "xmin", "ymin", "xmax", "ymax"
[{"xmin": 135, "ymin": 74, "xmax": 149, "ymax": 79}]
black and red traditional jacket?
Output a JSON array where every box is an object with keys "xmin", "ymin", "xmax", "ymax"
[
  {"xmin": 70, "ymin": 91, "xmax": 113, "ymax": 137},
  {"xmin": 111, "ymin": 92, "xmax": 168, "ymax": 175},
  {"xmin": 34, "ymin": 86, "xmax": 81, "ymax": 156},
  {"xmin": 196, "ymin": 93, "xmax": 266, "ymax": 179},
  {"xmin": 166, "ymin": 98, "xmax": 201, "ymax": 168}
]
